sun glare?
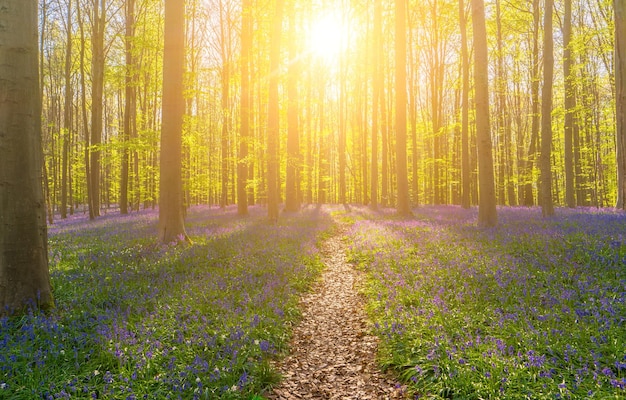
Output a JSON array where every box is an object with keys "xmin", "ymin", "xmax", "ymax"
[{"xmin": 307, "ymin": 14, "xmax": 346, "ymax": 63}]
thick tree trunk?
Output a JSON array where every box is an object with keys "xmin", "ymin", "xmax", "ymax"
[
  {"xmin": 0, "ymin": 0, "xmax": 54, "ymax": 314},
  {"xmin": 158, "ymin": 0, "xmax": 188, "ymax": 243},
  {"xmin": 395, "ymin": 0, "xmax": 411, "ymax": 216},
  {"xmin": 540, "ymin": 0, "xmax": 555, "ymax": 217},
  {"xmin": 471, "ymin": 0, "xmax": 497, "ymax": 227}
]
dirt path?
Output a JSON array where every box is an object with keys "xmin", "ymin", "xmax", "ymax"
[{"xmin": 267, "ymin": 224, "xmax": 406, "ymax": 399}]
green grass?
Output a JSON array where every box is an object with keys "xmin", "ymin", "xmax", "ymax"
[
  {"xmin": 1, "ymin": 205, "xmax": 330, "ymax": 399},
  {"xmin": 345, "ymin": 205, "xmax": 626, "ymax": 399}
]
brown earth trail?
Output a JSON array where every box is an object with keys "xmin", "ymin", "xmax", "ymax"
[{"xmin": 267, "ymin": 224, "xmax": 407, "ymax": 399}]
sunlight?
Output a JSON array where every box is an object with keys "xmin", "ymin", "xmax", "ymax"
[{"xmin": 307, "ymin": 13, "xmax": 346, "ymax": 63}]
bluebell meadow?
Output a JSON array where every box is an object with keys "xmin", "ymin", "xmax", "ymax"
[
  {"xmin": 346, "ymin": 205, "xmax": 625, "ymax": 399},
  {"xmin": 1, "ymin": 205, "xmax": 329, "ymax": 399}
]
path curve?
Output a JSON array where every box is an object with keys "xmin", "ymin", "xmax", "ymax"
[{"xmin": 267, "ymin": 224, "xmax": 406, "ymax": 399}]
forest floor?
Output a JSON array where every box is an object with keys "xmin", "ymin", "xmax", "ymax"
[
  {"xmin": 3, "ymin": 205, "xmax": 623, "ymax": 399},
  {"xmin": 267, "ymin": 221, "xmax": 408, "ymax": 400}
]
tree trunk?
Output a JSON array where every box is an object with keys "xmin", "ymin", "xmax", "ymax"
[
  {"xmin": 61, "ymin": 0, "xmax": 73, "ymax": 219},
  {"xmin": 460, "ymin": 0, "xmax": 471, "ymax": 209},
  {"xmin": 89, "ymin": 0, "xmax": 105, "ymax": 219},
  {"xmin": 523, "ymin": 0, "xmax": 541, "ymax": 206},
  {"xmin": 616, "ymin": 0, "xmax": 626, "ymax": 209},
  {"xmin": 564, "ymin": 0, "xmax": 576, "ymax": 208},
  {"xmin": 406, "ymin": 1, "xmax": 419, "ymax": 206},
  {"xmin": 0, "ymin": 0, "xmax": 54, "ymax": 314},
  {"xmin": 381, "ymin": 78, "xmax": 389, "ymax": 207},
  {"xmin": 339, "ymin": 68, "xmax": 347, "ymax": 205},
  {"xmin": 121, "ymin": 0, "xmax": 136, "ymax": 215},
  {"xmin": 285, "ymin": 1, "xmax": 300, "ymax": 212},
  {"xmin": 370, "ymin": 0, "xmax": 382, "ymax": 210},
  {"xmin": 471, "ymin": 0, "xmax": 498, "ymax": 227},
  {"xmin": 267, "ymin": 0, "xmax": 284, "ymax": 222},
  {"xmin": 395, "ymin": 0, "xmax": 411, "ymax": 216},
  {"xmin": 317, "ymin": 80, "xmax": 328, "ymax": 205},
  {"xmin": 219, "ymin": 2, "xmax": 230, "ymax": 209},
  {"xmin": 540, "ymin": 0, "xmax": 555, "ymax": 217},
  {"xmin": 237, "ymin": 0, "xmax": 251, "ymax": 215},
  {"xmin": 159, "ymin": 0, "xmax": 189, "ymax": 243},
  {"xmin": 495, "ymin": 0, "xmax": 516, "ymax": 206},
  {"xmin": 306, "ymin": 63, "xmax": 313, "ymax": 204},
  {"xmin": 77, "ymin": 2, "xmax": 92, "ymax": 219}
]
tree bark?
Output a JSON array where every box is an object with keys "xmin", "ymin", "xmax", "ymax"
[
  {"xmin": 121, "ymin": 0, "xmax": 136, "ymax": 215},
  {"xmin": 158, "ymin": 0, "xmax": 188, "ymax": 243},
  {"xmin": 395, "ymin": 0, "xmax": 411, "ymax": 216},
  {"xmin": 564, "ymin": 0, "xmax": 576, "ymax": 208},
  {"xmin": 370, "ymin": 0, "xmax": 382, "ymax": 210},
  {"xmin": 89, "ymin": 0, "xmax": 105, "ymax": 219},
  {"xmin": 238, "ymin": 0, "xmax": 252, "ymax": 216},
  {"xmin": 219, "ymin": 1, "xmax": 231, "ymax": 209},
  {"xmin": 540, "ymin": 0, "xmax": 555, "ymax": 217},
  {"xmin": 267, "ymin": 0, "xmax": 283, "ymax": 222},
  {"xmin": 285, "ymin": 1, "xmax": 300, "ymax": 212},
  {"xmin": 471, "ymin": 0, "xmax": 498, "ymax": 227},
  {"xmin": 61, "ymin": 0, "xmax": 73, "ymax": 219},
  {"xmin": 616, "ymin": 0, "xmax": 626, "ymax": 209},
  {"xmin": 523, "ymin": 0, "xmax": 541, "ymax": 206},
  {"xmin": 460, "ymin": 0, "xmax": 471, "ymax": 209},
  {"xmin": 0, "ymin": 0, "xmax": 54, "ymax": 314},
  {"xmin": 76, "ymin": 2, "xmax": 92, "ymax": 219}
]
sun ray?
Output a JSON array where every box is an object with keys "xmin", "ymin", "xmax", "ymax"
[{"xmin": 307, "ymin": 13, "xmax": 346, "ymax": 64}]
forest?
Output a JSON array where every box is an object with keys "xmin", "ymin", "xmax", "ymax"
[
  {"xmin": 0, "ymin": 0, "xmax": 625, "ymax": 398},
  {"xmin": 34, "ymin": 0, "xmax": 626, "ymax": 220}
]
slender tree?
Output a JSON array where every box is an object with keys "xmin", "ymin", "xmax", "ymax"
[
  {"xmin": 0, "ymin": 0, "xmax": 55, "ymax": 313},
  {"xmin": 395, "ymin": 0, "xmax": 411, "ymax": 216},
  {"xmin": 76, "ymin": 1, "xmax": 92, "ymax": 218},
  {"xmin": 540, "ymin": 0, "xmax": 555, "ymax": 217},
  {"xmin": 285, "ymin": 0, "xmax": 301, "ymax": 212},
  {"xmin": 523, "ymin": 0, "xmax": 541, "ymax": 206},
  {"xmin": 460, "ymin": 0, "xmax": 470, "ymax": 209},
  {"xmin": 370, "ymin": 0, "xmax": 382, "ymax": 210},
  {"xmin": 89, "ymin": 0, "xmax": 106, "ymax": 219},
  {"xmin": 218, "ymin": 1, "xmax": 233, "ymax": 209},
  {"xmin": 121, "ymin": 0, "xmax": 136, "ymax": 215},
  {"xmin": 158, "ymin": 0, "xmax": 189, "ymax": 243},
  {"xmin": 471, "ymin": 0, "xmax": 497, "ymax": 227},
  {"xmin": 60, "ymin": 0, "xmax": 73, "ymax": 219},
  {"xmin": 267, "ymin": 0, "xmax": 284, "ymax": 223},
  {"xmin": 238, "ymin": 0, "xmax": 252, "ymax": 216},
  {"xmin": 563, "ymin": 0, "xmax": 576, "ymax": 208},
  {"xmin": 616, "ymin": 0, "xmax": 626, "ymax": 209}
]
